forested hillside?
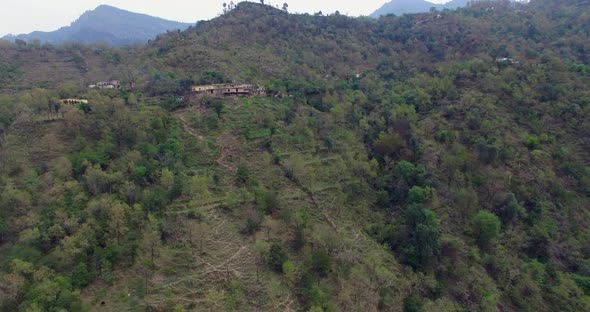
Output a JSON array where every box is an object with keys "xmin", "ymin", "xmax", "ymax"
[{"xmin": 0, "ymin": 1, "xmax": 589, "ymax": 311}]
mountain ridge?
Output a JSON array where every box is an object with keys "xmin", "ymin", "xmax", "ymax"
[
  {"xmin": 2, "ymin": 5, "xmax": 192, "ymax": 46},
  {"xmin": 370, "ymin": 0, "xmax": 469, "ymax": 17},
  {"xmin": 369, "ymin": 0, "xmax": 525, "ymax": 17}
]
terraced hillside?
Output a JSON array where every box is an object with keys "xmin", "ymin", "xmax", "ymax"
[{"xmin": 0, "ymin": 1, "xmax": 589, "ymax": 311}]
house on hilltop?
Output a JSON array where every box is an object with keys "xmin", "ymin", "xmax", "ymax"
[
  {"xmin": 89, "ymin": 80, "xmax": 120, "ymax": 90},
  {"xmin": 59, "ymin": 99, "xmax": 89, "ymax": 105},
  {"xmin": 190, "ymin": 83, "xmax": 265, "ymax": 97}
]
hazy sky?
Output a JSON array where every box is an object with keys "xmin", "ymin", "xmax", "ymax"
[{"xmin": 0, "ymin": 0, "xmax": 449, "ymax": 37}]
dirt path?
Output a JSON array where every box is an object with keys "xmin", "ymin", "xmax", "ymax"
[
  {"xmin": 215, "ymin": 133, "xmax": 240, "ymax": 172},
  {"xmin": 175, "ymin": 110, "xmax": 239, "ymax": 172},
  {"xmin": 176, "ymin": 112, "xmax": 205, "ymax": 141}
]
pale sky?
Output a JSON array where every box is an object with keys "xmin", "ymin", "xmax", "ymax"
[{"xmin": 0, "ymin": 0, "xmax": 450, "ymax": 37}]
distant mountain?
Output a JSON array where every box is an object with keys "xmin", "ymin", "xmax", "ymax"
[
  {"xmin": 370, "ymin": 0, "xmax": 477, "ymax": 17},
  {"xmin": 2, "ymin": 5, "xmax": 192, "ymax": 46}
]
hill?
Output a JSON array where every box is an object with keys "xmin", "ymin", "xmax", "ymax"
[
  {"xmin": 2, "ymin": 5, "xmax": 192, "ymax": 46},
  {"xmin": 0, "ymin": 1, "xmax": 589, "ymax": 311}
]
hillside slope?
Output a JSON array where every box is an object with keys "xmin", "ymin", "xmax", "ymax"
[
  {"xmin": 0, "ymin": 1, "xmax": 589, "ymax": 311},
  {"xmin": 2, "ymin": 5, "xmax": 192, "ymax": 46}
]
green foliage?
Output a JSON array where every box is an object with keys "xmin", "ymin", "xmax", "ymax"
[
  {"xmin": 401, "ymin": 205, "xmax": 441, "ymax": 271},
  {"xmin": 475, "ymin": 138, "xmax": 499, "ymax": 164},
  {"xmin": 197, "ymin": 70, "xmax": 227, "ymax": 85},
  {"xmin": 568, "ymin": 62, "xmax": 590, "ymax": 75},
  {"xmin": 395, "ymin": 161, "xmax": 419, "ymax": 182},
  {"xmin": 524, "ymin": 135, "xmax": 541, "ymax": 150},
  {"xmin": 142, "ymin": 186, "xmax": 169, "ymax": 214},
  {"xmin": 451, "ymin": 187, "xmax": 480, "ymax": 218},
  {"xmin": 373, "ymin": 132, "xmax": 404, "ymax": 159},
  {"xmin": 254, "ymin": 188, "xmax": 279, "ymax": 215},
  {"xmin": 173, "ymin": 304, "xmax": 185, "ymax": 312},
  {"xmin": 403, "ymin": 293, "xmax": 423, "ymax": 312},
  {"xmin": 268, "ymin": 243, "xmax": 288, "ymax": 273},
  {"xmin": 203, "ymin": 96, "xmax": 224, "ymax": 117},
  {"xmin": 236, "ymin": 165, "xmax": 250, "ymax": 184},
  {"xmin": 500, "ymin": 193, "xmax": 525, "ymax": 223},
  {"xmin": 434, "ymin": 130, "xmax": 455, "ymax": 143},
  {"xmin": 225, "ymin": 192, "xmax": 240, "ymax": 210},
  {"xmin": 311, "ymin": 250, "xmax": 332, "ymax": 277},
  {"xmin": 71, "ymin": 262, "xmax": 90, "ymax": 288},
  {"xmin": 472, "ymin": 211, "xmax": 501, "ymax": 249},
  {"xmin": 245, "ymin": 128, "xmax": 272, "ymax": 141},
  {"xmin": 0, "ymin": 60, "xmax": 22, "ymax": 86},
  {"xmin": 282, "ymin": 260, "xmax": 296, "ymax": 284},
  {"xmin": 205, "ymin": 112, "xmax": 219, "ymax": 129},
  {"xmin": 20, "ymin": 275, "xmax": 82, "ymax": 311},
  {"xmin": 407, "ymin": 186, "xmax": 432, "ymax": 204},
  {"xmin": 572, "ymin": 274, "xmax": 590, "ymax": 295},
  {"xmin": 299, "ymin": 272, "xmax": 332, "ymax": 311}
]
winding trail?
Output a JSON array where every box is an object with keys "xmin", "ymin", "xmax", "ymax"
[
  {"xmin": 176, "ymin": 112, "xmax": 205, "ymax": 141},
  {"xmin": 175, "ymin": 110, "xmax": 238, "ymax": 171}
]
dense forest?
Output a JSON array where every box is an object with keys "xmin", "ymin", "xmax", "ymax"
[{"xmin": 0, "ymin": 0, "xmax": 589, "ymax": 311}]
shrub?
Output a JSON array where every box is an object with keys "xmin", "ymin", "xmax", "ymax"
[
  {"xmin": 524, "ymin": 135, "xmax": 540, "ymax": 150},
  {"xmin": 472, "ymin": 210, "xmax": 501, "ymax": 249},
  {"xmin": 299, "ymin": 272, "xmax": 331, "ymax": 311},
  {"xmin": 475, "ymin": 138, "xmax": 499, "ymax": 164},
  {"xmin": 71, "ymin": 263, "xmax": 90, "ymax": 288},
  {"xmin": 407, "ymin": 186, "xmax": 432, "ymax": 204},
  {"xmin": 572, "ymin": 274, "xmax": 590, "ymax": 295},
  {"xmin": 282, "ymin": 260, "xmax": 296, "ymax": 285},
  {"xmin": 402, "ymin": 205, "xmax": 441, "ymax": 270},
  {"xmin": 225, "ymin": 192, "xmax": 240, "ymax": 210},
  {"xmin": 312, "ymin": 250, "xmax": 332, "ymax": 277},
  {"xmin": 403, "ymin": 293, "xmax": 423, "ymax": 312},
  {"xmin": 236, "ymin": 166, "xmax": 249, "ymax": 184},
  {"xmin": 434, "ymin": 130, "xmax": 455, "ymax": 143},
  {"xmin": 500, "ymin": 193, "xmax": 525, "ymax": 223},
  {"xmin": 268, "ymin": 243, "xmax": 288, "ymax": 272},
  {"xmin": 205, "ymin": 113, "xmax": 219, "ymax": 129}
]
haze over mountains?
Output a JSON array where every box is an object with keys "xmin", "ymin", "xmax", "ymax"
[
  {"xmin": 370, "ymin": 0, "xmax": 468, "ymax": 17},
  {"xmin": 2, "ymin": 5, "xmax": 191, "ymax": 46},
  {"xmin": 370, "ymin": 0, "xmax": 524, "ymax": 17}
]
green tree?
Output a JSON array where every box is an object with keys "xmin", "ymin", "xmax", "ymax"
[
  {"xmin": 160, "ymin": 168, "xmax": 174, "ymax": 193},
  {"xmin": 402, "ymin": 205, "xmax": 441, "ymax": 271},
  {"xmin": 472, "ymin": 210, "xmax": 501, "ymax": 249},
  {"xmin": 236, "ymin": 165, "xmax": 249, "ymax": 184},
  {"xmin": 500, "ymin": 193, "xmax": 524, "ymax": 223},
  {"xmin": 407, "ymin": 186, "xmax": 431, "ymax": 204},
  {"xmin": 404, "ymin": 293, "xmax": 423, "ymax": 312},
  {"xmin": 312, "ymin": 250, "xmax": 331, "ymax": 277},
  {"xmin": 268, "ymin": 243, "xmax": 288, "ymax": 272},
  {"xmin": 71, "ymin": 263, "xmax": 90, "ymax": 288}
]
